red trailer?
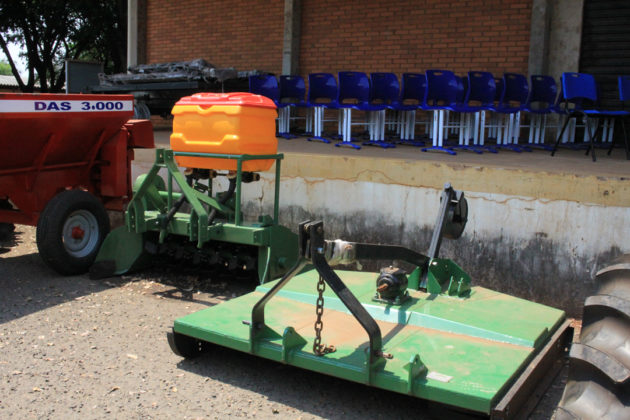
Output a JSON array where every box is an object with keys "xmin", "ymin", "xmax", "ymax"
[{"xmin": 0, "ymin": 93, "xmax": 154, "ymax": 274}]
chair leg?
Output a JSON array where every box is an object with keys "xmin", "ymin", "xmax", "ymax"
[
  {"xmin": 609, "ymin": 118, "xmax": 630, "ymax": 160},
  {"xmin": 584, "ymin": 118, "xmax": 601, "ymax": 162},
  {"xmin": 624, "ymin": 119, "xmax": 630, "ymax": 160},
  {"xmin": 308, "ymin": 107, "xmax": 331, "ymax": 143},
  {"xmin": 551, "ymin": 115, "xmax": 573, "ymax": 156}
]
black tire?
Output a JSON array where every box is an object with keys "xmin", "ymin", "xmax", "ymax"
[
  {"xmin": 0, "ymin": 200, "xmax": 15, "ymax": 240},
  {"xmin": 557, "ymin": 255, "xmax": 630, "ymax": 419},
  {"xmin": 0, "ymin": 222, "xmax": 15, "ymax": 240},
  {"xmin": 133, "ymin": 101, "xmax": 151, "ymax": 120},
  {"xmin": 36, "ymin": 190, "xmax": 110, "ymax": 275}
]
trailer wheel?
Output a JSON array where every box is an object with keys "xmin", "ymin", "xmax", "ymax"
[
  {"xmin": 36, "ymin": 190, "xmax": 110, "ymax": 275},
  {"xmin": 556, "ymin": 255, "xmax": 630, "ymax": 419}
]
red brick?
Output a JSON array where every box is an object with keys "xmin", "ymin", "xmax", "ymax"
[{"xmin": 143, "ymin": 0, "xmax": 533, "ymax": 81}]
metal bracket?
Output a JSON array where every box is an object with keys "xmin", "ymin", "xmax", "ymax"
[{"xmin": 250, "ymin": 220, "xmax": 385, "ymax": 367}]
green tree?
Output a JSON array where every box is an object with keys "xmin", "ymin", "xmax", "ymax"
[
  {"xmin": 0, "ymin": 60, "xmax": 11, "ymax": 75},
  {"xmin": 0, "ymin": 1, "xmax": 126, "ymax": 92}
]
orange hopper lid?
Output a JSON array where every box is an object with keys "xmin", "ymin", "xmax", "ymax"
[{"xmin": 174, "ymin": 92, "xmax": 277, "ymax": 109}]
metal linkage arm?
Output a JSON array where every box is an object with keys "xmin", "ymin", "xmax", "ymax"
[
  {"xmin": 250, "ymin": 220, "xmax": 385, "ymax": 363},
  {"xmin": 324, "ymin": 240, "xmax": 430, "ymax": 269},
  {"xmin": 310, "ymin": 230, "xmax": 384, "ymax": 362},
  {"xmin": 427, "ymin": 183, "xmax": 467, "ymax": 259}
]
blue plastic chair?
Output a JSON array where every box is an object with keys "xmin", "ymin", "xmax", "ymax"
[
  {"xmin": 521, "ymin": 75, "xmax": 558, "ymax": 150},
  {"xmin": 336, "ymin": 71, "xmax": 386, "ymax": 149},
  {"xmin": 306, "ymin": 73, "xmax": 340, "ymax": 143},
  {"xmin": 397, "ymin": 73, "xmax": 427, "ymax": 145},
  {"xmin": 551, "ymin": 72, "xmax": 629, "ymax": 161},
  {"xmin": 612, "ymin": 75, "xmax": 630, "ymax": 158},
  {"xmin": 444, "ymin": 75, "xmax": 482, "ymax": 153},
  {"xmin": 249, "ymin": 74, "xmax": 287, "ymax": 137},
  {"xmin": 450, "ymin": 71, "xmax": 499, "ymax": 153},
  {"xmin": 486, "ymin": 77, "xmax": 504, "ymax": 141},
  {"xmin": 620, "ymin": 75, "xmax": 630, "ymax": 103},
  {"xmin": 422, "ymin": 69, "xmax": 458, "ymax": 155},
  {"xmin": 491, "ymin": 73, "xmax": 530, "ymax": 152},
  {"xmin": 249, "ymin": 74, "xmax": 280, "ymax": 101},
  {"xmin": 279, "ymin": 75, "xmax": 308, "ymax": 138},
  {"xmin": 367, "ymin": 72, "xmax": 401, "ymax": 148}
]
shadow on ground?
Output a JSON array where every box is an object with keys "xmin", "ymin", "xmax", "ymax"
[{"xmin": 0, "ymin": 252, "xmax": 115, "ymax": 323}]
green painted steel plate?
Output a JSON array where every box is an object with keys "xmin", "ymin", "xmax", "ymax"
[{"xmin": 173, "ymin": 269, "xmax": 566, "ymax": 414}]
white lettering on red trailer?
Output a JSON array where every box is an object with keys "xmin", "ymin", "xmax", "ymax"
[{"xmin": 0, "ymin": 100, "xmax": 134, "ymax": 113}]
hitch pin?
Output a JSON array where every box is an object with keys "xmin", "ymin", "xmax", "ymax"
[{"xmin": 377, "ymin": 351, "xmax": 394, "ymax": 359}]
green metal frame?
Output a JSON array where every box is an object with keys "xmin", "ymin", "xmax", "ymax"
[
  {"xmin": 93, "ymin": 148, "xmax": 297, "ymax": 283},
  {"xmin": 126, "ymin": 149, "xmax": 284, "ymax": 245}
]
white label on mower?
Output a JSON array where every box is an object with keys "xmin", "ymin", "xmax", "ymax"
[
  {"xmin": 427, "ymin": 371, "xmax": 453, "ymax": 383},
  {"xmin": 0, "ymin": 99, "xmax": 133, "ymax": 113}
]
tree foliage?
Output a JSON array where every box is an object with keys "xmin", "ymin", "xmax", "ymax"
[
  {"xmin": 0, "ymin": 60, "xmax": 11, "ymax": 75},
  {"xmin": 0, "ymin": 1, "xmax": 126, "ymax": 92}
]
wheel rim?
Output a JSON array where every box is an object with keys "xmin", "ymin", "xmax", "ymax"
[{"xmin": 62, "ymin": 210, "xmax": 99, "ymax": 258}]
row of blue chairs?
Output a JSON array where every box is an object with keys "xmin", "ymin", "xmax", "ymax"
[{"xmin": 249, "ymin": 72, "xmax": 629, "ymax": 160}]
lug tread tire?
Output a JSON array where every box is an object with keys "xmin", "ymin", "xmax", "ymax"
[{"xmin": 557, "ymin": 254, "xmax": 630, "ymax": 420}]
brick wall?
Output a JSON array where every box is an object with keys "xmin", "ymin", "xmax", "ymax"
[
  {"xmin": 146, "ymin": 0, "xmax": 284, "ymax": 73},
  {"xmin": 144, "ymin": 0, "xmax": 532, "ymax": 78},
  {"xmin": 300, "ymin": 0, "xmax": 532, "ymax": 77}
]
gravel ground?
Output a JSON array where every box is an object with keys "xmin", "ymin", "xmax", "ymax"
[{"xmin": 1, "ymin": 225, "xmax": 570, "ymax": 419}]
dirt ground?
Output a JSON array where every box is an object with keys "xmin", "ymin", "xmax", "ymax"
[{"xmin": 1, "ymin": 225, "xmax": 570, "ymax": 419}]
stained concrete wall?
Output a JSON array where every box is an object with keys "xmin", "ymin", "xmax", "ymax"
[
  {"xmin": 547, "ymin": 0, "xmax": 584, "ymax": 81},
  {"xmin": 235, "ymin": 153, "xmax": 629, "ymax": 317}
]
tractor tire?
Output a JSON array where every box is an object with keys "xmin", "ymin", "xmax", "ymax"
[
  {"xmin": 36, "ymin": 190, "xmax": 110, "ymax": 275},
  {"xmin": 556, "ymin": 255, "xmax": 630, "ymax": 420}
]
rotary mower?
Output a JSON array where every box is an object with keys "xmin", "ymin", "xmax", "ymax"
[{"xmin": 167, "ymin": 183, "xmax": 574, "ymax": 419}]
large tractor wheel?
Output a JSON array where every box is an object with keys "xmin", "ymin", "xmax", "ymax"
[
  {"xmin": 36, "ymin": 190, "xmax": 110, "ymax": 275},
  {"xmin": 556, "ymin": 255, "xmax": 630, "ymax": 419}
]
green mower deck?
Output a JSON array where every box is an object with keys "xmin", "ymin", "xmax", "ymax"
[
  {"xmin": 168, "ymin": 189, "xmax": 573, "ymax": 418},
  {"xmin": 172, "ymin": 268, "xmax": 571, "ymax": 416}
]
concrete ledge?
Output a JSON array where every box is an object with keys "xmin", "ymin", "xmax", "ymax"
[{"xmin": 281, "ymin": 152, "xmax": 630, "ymax": 207}]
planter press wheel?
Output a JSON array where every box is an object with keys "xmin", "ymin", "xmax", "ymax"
[
  {"xmin": 36, "ymin": 190, "xmax": 110, "ymax": 275},
  {"xmin": 556, "ymin": 255, "xmax": 630, "ymax": 420}
]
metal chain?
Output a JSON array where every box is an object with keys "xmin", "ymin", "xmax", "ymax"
[{"xmin": 313, "ymin": 275, "xmax": 335, "ymax": 356}]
